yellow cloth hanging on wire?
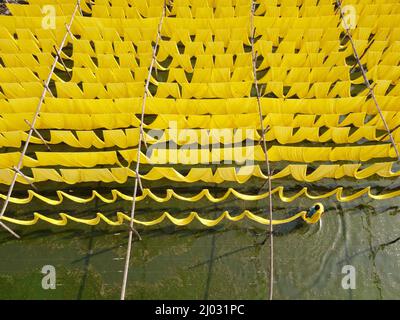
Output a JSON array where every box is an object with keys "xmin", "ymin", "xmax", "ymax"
[
  {"xmin": 0, "ymin": 163, "xmax": 399, "ymax": 185},
  {"xmin": 0, "ymin": 204, "xmax": 325, "ymax": 227},
  {"xmin": 3, "ymin": 185, "xmax": 400, "ymax": 206},
  {"xmin": 2, "ymin": 112, "xmax": 400, "ymax": 131},
  {"xmin": 0, "ymin": 143, "xmax": 396, "ymax": 168},
  {"xmin": 2, "ymin": 126, "xmax": 397, "ymax": 148},
  {"xmin": 3, "ymin": 96, "xmax": 400, "ymax": 115}
]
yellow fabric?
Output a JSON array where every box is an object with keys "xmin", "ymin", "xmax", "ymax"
[
  {"xmin": 6, "ymin": 96, "xmax": 400, "ymax": 115},
  {"xmin": 2, "ymin": 112, "xmax": 400, "ymax": 131},
  {"xmin": 2, "ymin": 0, "xmax": 400, "ymax": 230},
  {"xmin": 0, "ymin": 205, "xmax": 325, "ymax": 227},
  {"xmin": 0, "ymin": 144, "xmax": 396, "ymax": 168},
  {"xmin": 1, "ymin": 95, "xmax": 399, "ymax": 114},
  {"xmin": 3, "ymin": 186, "xmax": 400, "ymax": 206},
  {"xmin": 2, "ymin": 126, "xmax": 398, "ymax": 148},
  {"xmin": 0, "ymin": 163, "xmax": 399, "ymax": 185}
]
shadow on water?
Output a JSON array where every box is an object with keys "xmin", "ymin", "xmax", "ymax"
[
  {"xmin": 336, "ymin": 235, "xmax": 400, "ymax": 265},
  {"xmin": 203, "ymin": 233, "xmax": 216, "ymax": 300},
  {"xmin": 188, "ymin": 211, "xmax": 310, "ymax": 300},
  {"xmin": 76, "ymin": 225, "xmax": 94, "ymax": 300}
]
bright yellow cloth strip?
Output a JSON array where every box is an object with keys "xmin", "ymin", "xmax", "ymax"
[
  {"xmin": 4, "ymin": 96, "xmax": 400, "ymax": 115},
  {"xmin": 0, "ymin": 81, "xmax": 358, "ymax": 99},
  {"xmin": 0, "ymin": 65, "xmax": 358, "ymax": 85},
  {"xmin": 2, "ymin": 186, "xmax": 400, "ymax": 206},
  {"xmin": 0, "ymin": 144, "xmax": 396, "ymax": 168},
  {"xmin": 0, "ymin": 163, "xmax": 399, "ymax": 185},
  {"xmin": 1, "ymin": 126, "xmax": 397, "ymax": 148},
  {"xmin": 1, "ymin": 112, "xmax": 400, "ymax": 131},
  {"xmin": 0, "ymin": 204, "xmax": 324, "ymax": 227}
]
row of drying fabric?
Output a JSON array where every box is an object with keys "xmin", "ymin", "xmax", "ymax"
[
  {"xmin": 4, "ymin": 49, "xmax": 397, "ymax": 74},
  {"xmin": 2, "ymin": 8, "xmax": 399, "ymax": 39},
  {"xmin": 10, "ymin": 0, "xmax": 251, "ymax": 20},
  {"xmin": 0, "ymin": 162, "xmax": 398, "ymax": 185},
  {"xmin": 28, "ymin": 0, "xmax": 256, "ymax": 8},
  {"xmin": 69, "ymin": 15, "xmax": 397, "ymax": 36},
  {"xmin": 0, "ymin": 143, "xmax": 398, "ymax": 168},
  {"xmin": 2, "ymin": 112, "xmax": 400, "ymax": 131},
  {"xmin": 2, "ymin": 111, "xmax": 400, "ymax": 130},
  {"xmin": 1, "ymin": 22, "xmax": 398, "ymax": 54},
  {"xmin": 259, "ymin": 3, "xmax": 400, "ymax": 17},
  {"xmin": 3, "ymin": 185, "xmax": 400, "ymax": 205},
  {"xmin": 77, "ymin": 66, "xmax": 352, "ymax": 83},
  {"xmin": 0, "ymin": 50, "xmax": 347, "ymax": 70},
  {"xmin": 85, "ymin": 4, "xmax": 359, "ymax": 19},
  {"xmin": 1, "ymin": 66, "xmax": 396, "ymax": 95},
  {"xmin": 0, "ymin": 66, "xmax": 360, "ymax": 83},
  {"xmin": 6, "ymin": 94, "xmax": 400, "ymax": 113},
  {"xmin": 25, "ymin": 0, "xmax": 341, "ymax": 8},
  {"xmin": 6, "ymin": 2, "xmax": 343, "ymax": 20},
  {"xmin": 0, "ymin": 207, "xmax": 325, "ymax": 227},
  {"xmin": 2, "ymin": 126, "xmax": 400, "ymax": 148},
  {"xmin": 0, "ymin": 80, "xmax": 393, "ymax": 99},
  {"xmin": 91, "ymin": 5, "xmax": 253, "ymax": 19},
  {"xmin": 0, "ymin": 65, "xmax": 353, "ymax": 83},
  {"xmin": 2, "ymin": 96, "xmax": 396, "ymax": 115},
  {"xmin": 3, "ymin": 40, "xmax": 397, "ymax": 67},
  {"xmin": 0, "ymin": 26, "xmax": 345, "ymax": 51},
  {"xmin": 0, "ymin": 51, "xmax": 349, "ymax": 71}
]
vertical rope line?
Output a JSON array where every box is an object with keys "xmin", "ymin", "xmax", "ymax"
[
  {"xmin": 250, "ymin": 0, "xmax": 274, "ymax": 301},
  {"xmin": 120, "ymin": 1, "xmax": 167, "ymax": 301},
  {"xmin": 336, "ymin": 0, "xmax": 400, "ymax": 161},
  {"xmin": 0, "ymin": 0, "xmax": 82, "ymax": 237}
]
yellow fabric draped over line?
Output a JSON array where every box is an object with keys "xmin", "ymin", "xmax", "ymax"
[
  {"xmin": 1, "ymin": 126, "xmax": 399, "ymax": 148},
  {"xmin": 0, "ymin": 144, "xmax": 397, "ymax": 168},
  {"xmin": 2, "ymin": 112, "xmax": 400, "ymax": 131},
  {"xmin": 3, "ymin": 186, "xmax": 400, "ymax": 206},
  {"xmin": 3, "ymin": 96, "xmax": 400, "ymax": 115},
  {"xmin": 1, "ymin": 0, "xmax": 400, "ymax": 229},
  {"xmin": 0, "ymin": 81, "xmax": 360, "ymax": 99},
  {"xmin": 0, "ymin": 163, "xmax": 399, "ymax": 185},
  {"xmin": 0, "ymin": 204, "xmax": 325, "ymax": 227},
  {"xmin": 0, "ymin": 65, "xmax": 359, "ymax": 85}
]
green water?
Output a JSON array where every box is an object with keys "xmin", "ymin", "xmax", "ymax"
[{"xmin": 1, "ymin": 177, "xmax": 400, "ymax": 300}]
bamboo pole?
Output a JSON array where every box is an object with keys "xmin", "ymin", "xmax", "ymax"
[
  {"xmin": 120, "ymin": 1, "xmax": 167, "ymax": 301},
  {"xmin": 250, "ymin": 0, "xmax": 274, "ymax": 301}
]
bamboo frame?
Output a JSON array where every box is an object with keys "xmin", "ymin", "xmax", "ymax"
[
  {"xmin": 250, "ymin": 0, "xmax": 274, "ymax": 301},
  {"xmin": 120, "ymin": 0, "xmax": 168, "ymax": 301}
]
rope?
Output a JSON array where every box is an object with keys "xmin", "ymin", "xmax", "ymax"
[
  {"xmin": 0, "ymin": 0, "xmax": 82, "ymax": 238},
  {"xmin": 120, "ymin": 0, "xmax": 167, "ymax": 301},
  {"xmin": 250, "ymin": 0, "xmax": 274, "ymax": 301},
  {"xmin": 335, "ymin": 0, "xmax": 400, "ymax": 161}
]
